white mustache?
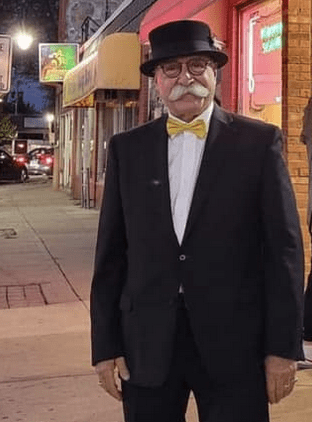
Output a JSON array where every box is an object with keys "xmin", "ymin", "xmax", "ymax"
[{"xmin": 168, "ymin": 83, "xmax": 210, "ymax": 101}]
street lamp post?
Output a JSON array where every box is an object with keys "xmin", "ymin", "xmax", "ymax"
[
  {"xmin": 45, "ymin": 112, "xmax": 55, "ymax": 145},
  {"xmin": 11, "ymin": 32, "xmax": 33, "ymax": 116},
  {"xmin": 13, "ymin": 74, "xmax": 21, "ymax": 116}
]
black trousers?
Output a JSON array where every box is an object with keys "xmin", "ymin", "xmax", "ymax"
[
  {"xmin": 304, "ymin": 265, "xmax": 312, "ymax": 341},
  {"xmin": 121, "ymin": 295, "xmax": 269, "ymax": 422}
]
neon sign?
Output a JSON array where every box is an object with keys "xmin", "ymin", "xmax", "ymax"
[{"xmin": 260, "ymin": 22, "xmax": 283, "ymax": 53}]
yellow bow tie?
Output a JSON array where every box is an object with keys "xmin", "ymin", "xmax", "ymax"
[{"xmin": 166, "ymin": 117, "xmax": 207, "ymax": 139}]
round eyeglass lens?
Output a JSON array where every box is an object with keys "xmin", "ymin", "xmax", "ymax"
[
  {"xmin": 162, "ymin": 62, "xmax": 181, "ymax": 78},
  {"xmin": 188, "ymin": 59, "xmax": 207, "ymax": 75}
]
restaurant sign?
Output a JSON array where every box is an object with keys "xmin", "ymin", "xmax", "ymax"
[
  {"xmin": 39, "ymin": 43, "xmax": 79, "ymax": 83},
  {"xmin": 63, "ymin": 52, "xmax": 98, "ymax": 107}
]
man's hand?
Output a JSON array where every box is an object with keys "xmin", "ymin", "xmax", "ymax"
[
  {"xmin": 265, "ymin": 355, "xmax": 297, "ymax": 404},
  {"xmin": 95, "ymin": 357, "xmax": 130, "ymax": 401}
]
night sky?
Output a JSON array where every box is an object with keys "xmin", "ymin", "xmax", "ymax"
[{"xmin": 0, "ymin": 0, "xmax": 59, "ymax": 113}]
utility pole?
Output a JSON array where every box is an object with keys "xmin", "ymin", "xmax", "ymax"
[{"xmin": 105, "ymin": 0, "xmax": 110, "ymax": 20}]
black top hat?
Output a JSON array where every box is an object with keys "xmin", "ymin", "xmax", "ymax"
[{"xmin": 140, "ymin": 20, "xmax": 228, "ymax": 77}]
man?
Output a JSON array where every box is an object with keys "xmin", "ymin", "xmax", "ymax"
[
  {"xmin": 91, "ymin": 20, "xmax": 304, "ymax": 422},
  {"xmin": 301, "ymin": 98, "xmax": 312, "ymax": 342}
]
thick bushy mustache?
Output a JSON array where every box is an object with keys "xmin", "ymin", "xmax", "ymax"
[{"xmin": 168, "ymin": 83, "xmax": 210, "ymax": 101}]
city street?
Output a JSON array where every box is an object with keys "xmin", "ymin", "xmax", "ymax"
[
  {"xmin": 0, "ymin": 178, "xmax": 312, "ymax": 421},
  {"xmin": 1, "ymin": 0, "xmax": 312, "ymax": 420}
]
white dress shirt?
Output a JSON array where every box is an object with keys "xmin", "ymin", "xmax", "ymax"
[{"xmin": 168, "ymin": 102, "xmax": 214, "ymax": 245}]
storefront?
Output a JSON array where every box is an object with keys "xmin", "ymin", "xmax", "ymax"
[
  {"xmin": 139, "ymin": 0, "xmax": 282, "ymax": 128},
  {"xmin": 237, "ymin": 0, "xmax": 282, "ymax": 126},
  {"xmin": 62, "ymin": 32, "xmax": 141, "ymax": 207}
]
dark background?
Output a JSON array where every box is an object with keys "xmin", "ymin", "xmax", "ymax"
[{"xmin": 0, "ymin": 0, "xmax": 59, "ymax": 114}]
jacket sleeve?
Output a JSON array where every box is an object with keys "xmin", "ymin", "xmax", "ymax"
[
  {"xmin": 261, "ymin": 127, "xmax": 305, "ymax": 360},
  {"xmin": 90, "ymin": 136, "xmax": 127, "ymax": 365}
]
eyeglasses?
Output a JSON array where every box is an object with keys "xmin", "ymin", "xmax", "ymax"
[{"xmin": 160, "ymin": 58, "xmax": 216, "ymax": 78}]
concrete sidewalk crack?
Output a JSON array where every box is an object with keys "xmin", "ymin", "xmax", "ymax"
[{"xmin": 0, "ymin": 372, "xmax": 95, "ymax": 385}]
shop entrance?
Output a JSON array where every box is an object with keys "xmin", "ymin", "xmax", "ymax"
[
  {"xmin": 238, "ymin": 0, "xmax": 282, "ymax": 127},
  {"xmin": 59, "ymin": 111, "xmax": 73, "ymax": 189}
]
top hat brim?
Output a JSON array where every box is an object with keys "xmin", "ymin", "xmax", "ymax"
[{"xmin": 140, "ymin": 49, "xmax": 228, "ymax": 77}]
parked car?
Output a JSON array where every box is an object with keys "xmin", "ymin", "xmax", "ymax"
[
  {"xmin": 26, "ymin": 147, "xmax": 54, "ymax": 176},
  {"xmin": 13, "ymin": 153, "xmax": 29, "ymax": 167},
  {"xmin": 0, "ymin": 148, "xmax": 28, "ymax": 182}
]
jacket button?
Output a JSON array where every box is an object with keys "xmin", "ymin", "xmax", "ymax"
[{"xmin": 179, "ymin": 254, "xmax": 186, "ymax": 261}]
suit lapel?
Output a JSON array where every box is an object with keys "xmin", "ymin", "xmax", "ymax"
[
  {"xmin": 145, "ymin": 107, "xmax": 236, "ymax": 248},
  {"xmin": 147, "ymin": 115, "xmax": 180, "ymax": 247},
  {"xmin": 182, "ymin": 105, "xmax": 235, "ymax": 245}
]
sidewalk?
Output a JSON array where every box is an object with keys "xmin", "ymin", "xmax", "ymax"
[
  {"xmin": 0, "ymin": 178, "xmax": 311, "ymax": 421},
  {"xmin": 0, "ymin": 179, "xmax": 123, "ymax": 422},
  {"xmin": 0, "ymin": 180, "xmax": 198, "ymax": 422}
]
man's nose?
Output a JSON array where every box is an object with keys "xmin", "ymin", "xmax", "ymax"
[{"xmin": 177, "ymin": 63, "xmax": 194, "ymax": 84}]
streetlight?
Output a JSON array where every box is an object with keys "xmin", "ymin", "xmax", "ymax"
[
  {"xmin": 11, "ymin": 32, "xmax": 33, "ymax": 115},
  {"xmin": 45, "ymin": 113, "xmax": 54, "ymax": 123},
  {"xmin": 15, "ymin": 32, "xmax": 33, "ymax": 51}
]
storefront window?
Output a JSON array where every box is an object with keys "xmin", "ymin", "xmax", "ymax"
[
  {"xmin": 238, "ymin": 0, "xmax": 282, "ymax": 127},
  {"xmin": 149, "ymin": 77, "xmax": 167, "ymax": 120},
  {"xmin": 96, "ymin": 90, "xmax": 138, "ymax": 182},
  {"xmin": 76, "ymin": 110, "xmax": 82, "ymax": 176}
]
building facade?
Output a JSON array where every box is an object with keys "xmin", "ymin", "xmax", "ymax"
[{"xmin": 54, "ymin": 0, "xmax": 158, "ymax": 203}]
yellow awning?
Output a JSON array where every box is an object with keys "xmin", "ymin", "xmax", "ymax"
[{"xmin": 63, "ymin": 33, "xmax": 141, "ymax": 107}]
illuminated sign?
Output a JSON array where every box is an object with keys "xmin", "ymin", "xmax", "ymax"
[
  {"xmin": 260, "ymin": 22, "xmax": 283, "ymax": 53},
  {"xmin": 39, "ymin": 43, "xmax": 79, "ymax": 83},
  {"xmin": 63, "ymin": 52, "xmax": 98, "ymax": 107},
  {"xmin": 24, "ymin": 117, "xmax": 48, "ymax": 128},
  {"xmin": 0, "ymin": 35, "xmax": 12, "ymax": 94}
]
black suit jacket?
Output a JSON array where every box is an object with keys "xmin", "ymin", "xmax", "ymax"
[{"xmin": 91, "ymin": 105, "xmax": 304, "ymax": 387}]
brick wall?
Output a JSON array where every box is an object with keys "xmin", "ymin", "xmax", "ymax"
[{"xmin": 284, "ymin": 0, "xmax": 311, "ymax": 280}]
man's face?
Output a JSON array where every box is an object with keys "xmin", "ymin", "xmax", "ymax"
[{"xmin": 154, "ymin": 55, "xmax": 217, "ymax": 122}]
